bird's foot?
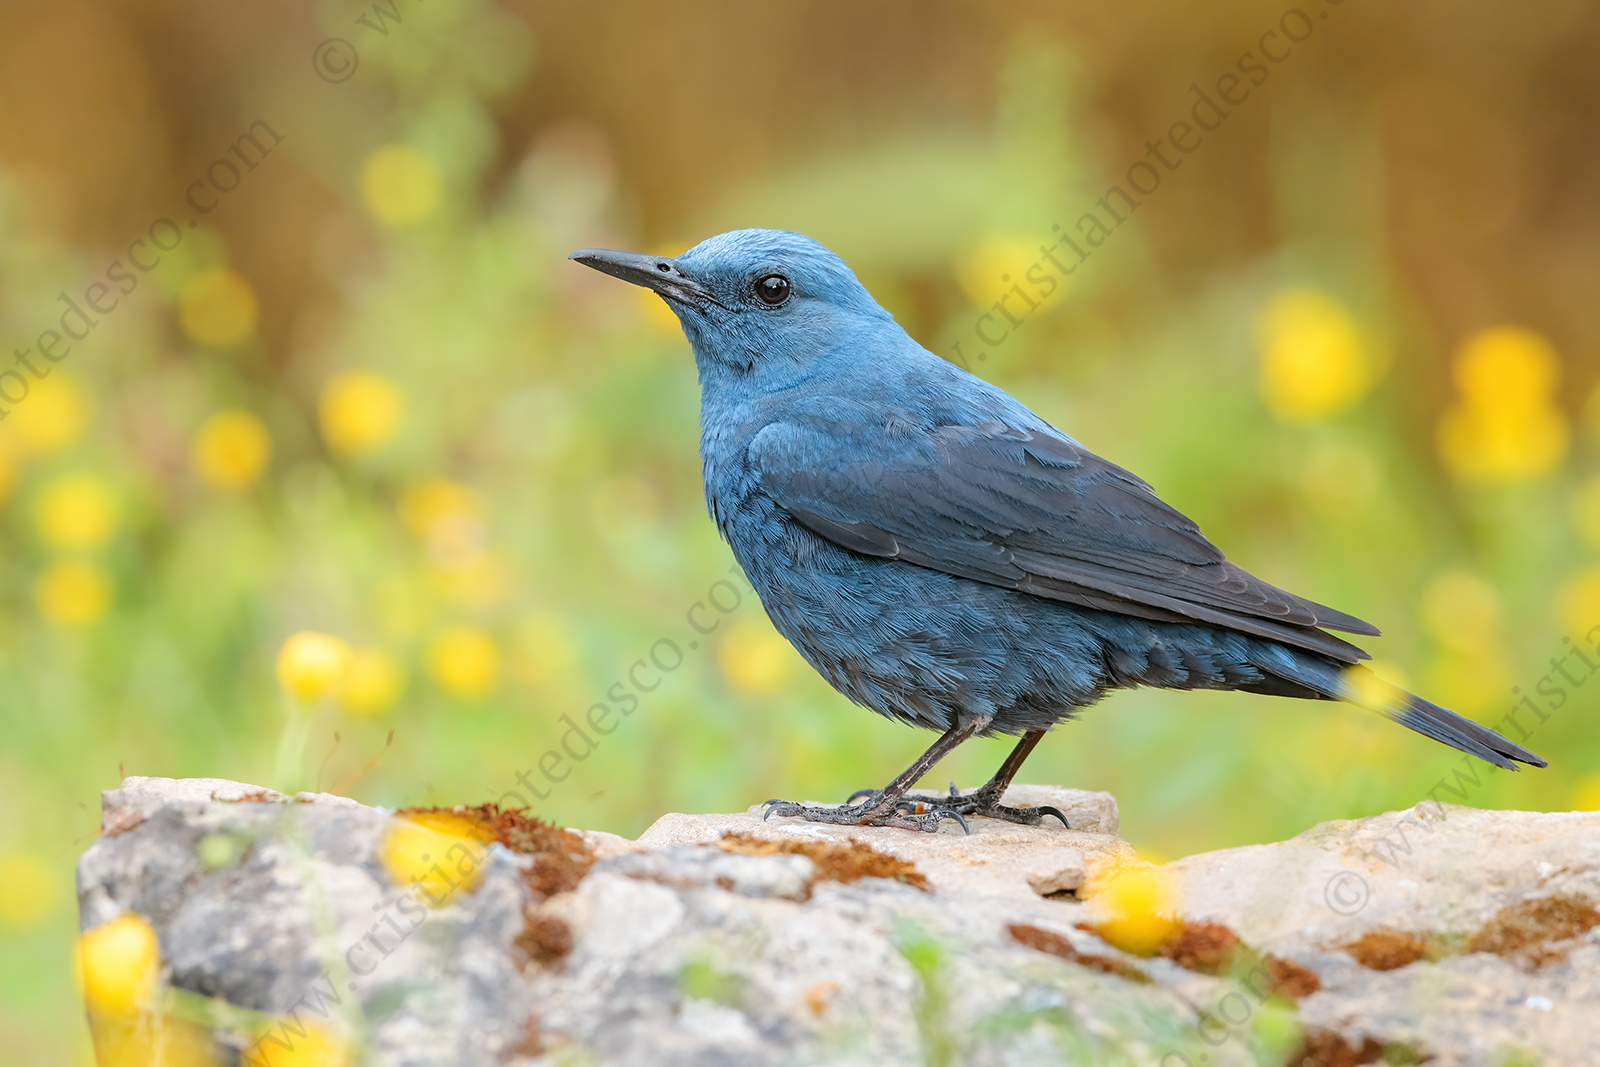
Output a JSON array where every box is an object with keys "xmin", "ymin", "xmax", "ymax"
[
  {"xmin": 844, "ymin": 783, "xmax": 1069, "ymax": 829},
  {"xmin": 761, "ymin": 797, "xmax": 969, "ymax": 834}
]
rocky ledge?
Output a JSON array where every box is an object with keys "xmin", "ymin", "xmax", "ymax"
[{"xmin": 76, "ymin": 778, "xmax": 1600, "ymax": 1066}]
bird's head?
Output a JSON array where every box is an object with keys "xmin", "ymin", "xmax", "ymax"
[{"xmin": 569, "ymin": 229, "xmax": 895, "ymax": 388}]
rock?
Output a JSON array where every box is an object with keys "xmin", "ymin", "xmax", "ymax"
[{"xmin": 75, "ymin": 779, "xmax": 1600, "ymax": 1066}]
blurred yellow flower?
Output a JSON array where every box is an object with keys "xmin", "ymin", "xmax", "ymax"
[
  {"xmin": 4, "ymin": 374, "xmax": 91, "ymax": 455},
  {"xmin": 276, "ymin": 631, "xmax": 353, "ymax": 703},
  {"xmin": 179, "ymin": 268, "xmax": 258, "ymax": 347},
  {"xmin": 427, "ymin": 626, "xmax": 500, "ymax": 697},
  {"xmin": 319, "ymin": 371, "xmax": 404, "ymax": 456},
  {"xmin": 1571, "ymin": 476, "xmax": 1600, "ymax": 549},
  {"xmin": 1453, "ymin": 326, "xmax": 1558, "ymax": 408},
  {"xmin": 954, "ymin": 234, "xmax": 1061, "ymax": 308},
  {"xmin": 381, "ymin": 811, "xmax": 488, "ymax": 904},
  {"xmin": 361, "ymin": 144, "xmax": 443, "ymax": 226},
  {"xmin": 1083, "ymin": 862, "xmax": 1180, "ymax": 956},
  {"xmin": 36, "ymin": 560, "xmax": 113, "ymax": 626},
  {"xmin": 248, "ymin": 1023, "xmax": 348, "ymax": 1067},
  {"xmin": 191, "ymin": 410, "xmax": 271, "ymax": 490},
  {"xmin": 338, "ymin": 647, "xmax": 405, "ymax": 715},
  {"xmin": 93, "ymin": 1014, "xmax": 221, "ymax": 1067},
  {"xmin": 36, "ymin": 474, "xmax": 117, "ymax": 550},
  {"xmin": 0, "ymin": 851, "xmax": 57, "ymax": 928},
  {"xmin": 1571, "ymin": 773, "xmax": 1600, "ymax": 812},
  {"xmin": 75, "ymin": 912, "xmax": 160, "ymax": 1017},
  {"xmin": 400, "ymin": 479, "xmax": 482, "ymax": 540},
  {"xmin": 1419, "ymin": 571, "xmax": 1500, "ymax": 652},
  {"xmin": 1342, "ymin": 663, "xmax": 1406, "ymax": 712},
  {"xmin": 1255, "ymin": 289, "xmax": 1371, "ymax": 422},
  {"xmin": 1557, "ymin": 567, "xmax": 1600, "ymax": 641},
  {"xmin": 718, "ymin": 619, "xmax": 798, "ymax": 694},
  {"xmin": 1436, "ymin": 326, "xmax": 1567, "ymax": 483}
]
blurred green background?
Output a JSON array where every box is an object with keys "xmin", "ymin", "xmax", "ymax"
[{"xmin": 4, "ymin": 0, "xmax": 1600, "ymax": 1060}]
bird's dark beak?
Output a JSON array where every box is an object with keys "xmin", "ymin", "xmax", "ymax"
[{"xmin": 568, "ymin": 248, "xmax": 719, "ymax": 308}]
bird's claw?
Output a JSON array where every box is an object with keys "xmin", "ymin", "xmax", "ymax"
[
  {"xmin": 761, "ymin": 796, "xmax": 970, "ymax": 834},
  {"xmin": 834, "ymin": 787, "xmax": 1070, "ymax": 829}
]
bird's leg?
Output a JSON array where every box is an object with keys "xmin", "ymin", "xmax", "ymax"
[
  {"xmin": 864, "ymin": 730, "xmax": 1068, "ymax": 828},
  {"xmin": 764, "ymin": 717, "xmax": 991, "ymax": 833}
]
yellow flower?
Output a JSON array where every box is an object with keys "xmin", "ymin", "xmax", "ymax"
[
  {"xmin": 718, "ymin": 619, "xmax": 798, "ymax": 694},
  {"xmin": 954, "ymin": 234, "xmax": 1062, "ymax": 309},
  {"xmin": 0, "ymin": 851, "xmax": 57, "ymax": 928},
  {"xmin": 1255, "ymin": 289, "xmax": 1371, "ymax": 422},
  {"xmin": 179, "ymin": 269, "xmax": 258, "ymax": 347},
  {"xmin": 1571, "ymin": 773, "xmax": 1600, "ymax": 812},
  {"xmin": 192, "ymin": 410, "xmax": 271, "ymax": 489},
  {"xmin": 276, "ymin": 632, "xmax": 353, "ymax": 702},
  {"xmin": 36, "ymin": 560, "xmax": 113, "ymax": 626},
  {"xmin": 76, "ymin": 912, "xmax": 160, "ymax": 1017},
  {"xmin": 399, "ymin": 479, "xmax": 482, "ymax": 540},
  {"xmin": 1342, "ymin": 663, "xmax": 1407, "ymax": 713},
  {"xmin": 1419, "ymin": 572, "xmax": 1500, "ymax": 652},
  {"xmin": 361, "ymin": 144, "xmax": 443, "ymax": 226},
  {"xmin": 36, "ymin": 474, "xmax": 117, "ymax": 550},
  {"xmin": 381, "ymin": 811, "xmax": 489, "ymax": 905},
  {"xmin": 1082, "ymin": 862, "xmax": 1180, "ymax": 956},
  {"xmin": 427, "ymin": 627, "xmax": 500, "ymax": 697},
  {"xmin": 247, "ymin": 1023, "xmax": 348, "ymax": 1067},
  {"xmin": 319, "ymin": 371, "xmax": 404, "ymax": 456},
  {"xmin": 4, "ymin": 374, "xmax": 91, "ymax": 455},
  {"xmin": 1570, "ymin": 476, "xmax": 1600, "ymax": 549},
  {"xmin": 1557, "ymin": 567, "xmax": 1600, "ymax": 641},
  {"xmin": 91, "ymin": 1013, "xmax": 220, "ymax": 1067},
  {"xmin": 338, "ymin": 648, "xmax": 405, "ymax": 715},
  {"xmin": 1437, "ymin": 326, "xmax": 1568, "ymax": 483},
  {"xmin": 1453, "ymin": 326, "xmax": 1558, "ymax": 409}
]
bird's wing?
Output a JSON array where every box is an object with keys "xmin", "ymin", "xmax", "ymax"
[{"xmin": 749, "ymin": 416, "xmax": 1378, "ymax": 663}]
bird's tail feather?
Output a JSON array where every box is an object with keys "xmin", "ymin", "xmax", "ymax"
[{"xmin": 1339, "ymin": 665, "xmax": 1546, "ymax": 771}]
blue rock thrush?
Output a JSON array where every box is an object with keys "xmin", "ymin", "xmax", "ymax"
[{"xmin": 571, "ymin": 229, "xmax": 1546, "ymax": 833}]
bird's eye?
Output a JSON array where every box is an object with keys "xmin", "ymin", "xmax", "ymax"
[{"xmin": 755, "ymin": 274, "xmax": 791, "ymax": 306}]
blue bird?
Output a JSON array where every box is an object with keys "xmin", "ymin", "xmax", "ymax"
[{"xmin": 571, "ymin": 229, "xmax": 1546, "ymax": 833}]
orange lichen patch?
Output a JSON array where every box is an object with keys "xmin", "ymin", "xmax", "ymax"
[
  {"xmin": 395, "ymin": 803, "xmax": 596, "ymax": 899},
  {"xmin": 1265, "ymin": 956, "xmax": 1322, "ymax": 1000},
  {"xmin": 1008, "ymin": 923, "xmax": 1152, "ymax": 984},
  {"xmin": 1159, "ymin": 921, "xmax": 1239, "ymax": 975},
  {"xmin": 514, "ymin": 913, "xmax": 575, "ymax": 969},
  {"xmin": 718, "ymin": 832, "xmax": 930, "ymax": 892},
  {"xmin": 804, "ymin": 980, "xmax": 841, "ymax": 1016},
  {"xmin": 1288, "ymin": 1029, "xmax": 1390, "ymax": 1067},
  {"xmin": 1345, "ymin": 930, "xmax": 1429, "ymax": 972},
  {"xmin": 1467, "ymin": 893, "xmax": 1600, "ymax": 967}
]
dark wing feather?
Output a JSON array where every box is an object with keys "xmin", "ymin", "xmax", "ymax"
[{"xmin": 752, "ymin": 418, "xmax": 1378, "ymax": 663}]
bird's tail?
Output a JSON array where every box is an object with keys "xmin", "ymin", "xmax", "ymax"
[{"xmin": 1338, "ymin": 665, "xmax": 1546, "ymax": 771}]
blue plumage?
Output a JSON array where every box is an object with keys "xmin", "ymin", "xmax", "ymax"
[{"xmin": 571, "ymin": 229, "xmax": 1545, "ymax": 832}]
